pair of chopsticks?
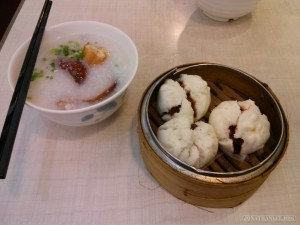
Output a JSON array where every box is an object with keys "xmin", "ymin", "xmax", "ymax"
[{"xmin": 0, "ymin": 0, "xmax": 52, "ymax": 179}]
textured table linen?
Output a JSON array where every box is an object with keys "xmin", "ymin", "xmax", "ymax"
[{"xmin": 0, "ymin": 0, "xmax": 299, "ymax": 224}]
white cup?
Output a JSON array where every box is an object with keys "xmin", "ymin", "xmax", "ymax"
[{"xmin": 196, "ymin": 0, "xmax": 261, "ymax": 22}]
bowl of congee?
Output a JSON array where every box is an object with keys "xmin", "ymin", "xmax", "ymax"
[{"xmin": 8, "ymin": 21, "xmax": 138, "ymax": 126}]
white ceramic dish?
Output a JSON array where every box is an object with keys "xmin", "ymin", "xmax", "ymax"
[
  {"xmin": 8, "ymin": 21, "xmax": 138, "ymax": 126},
  {"xmin": 196, "ymin": 0, "xmax": 261, "ymax": 22}
]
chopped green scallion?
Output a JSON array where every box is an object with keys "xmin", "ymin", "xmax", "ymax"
[{"xmin": 31, "ymin": 68, "xmax": 44, "ymax": 82}]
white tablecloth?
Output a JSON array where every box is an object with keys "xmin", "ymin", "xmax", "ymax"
[{"xmin": 0, "ymin": 0, "xmax": 299, "ymax": 224}]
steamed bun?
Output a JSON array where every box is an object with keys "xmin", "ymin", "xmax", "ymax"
[
  {"xmin": 178, "ymin": 74, "xmax": 211, "ymax": 121},
  {"xmin": 157, "ymin": 115, "xmax": 193, "ymax": 157},
  {"xmin": 209, "ymin": 99, "xmax": 270, "ymax": 155},
  {"xmin": 157, "ymin": 79, "xmax": 194, "ymax": 121},
  {"xmin": 178, "ymin": 121, "xmax": 218, "ymax": 168},
  {"xmin": 157, "ymin": 74, "xmax": 211, "ymax": 122},
  {"xmin": 157, "ymin": 116, "xmax": 218, "ymax": 168}
]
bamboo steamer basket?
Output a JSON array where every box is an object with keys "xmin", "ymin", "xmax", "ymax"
[{"xmin": 137, "ymin": 63, "xmax": 289, "ymax": 208}]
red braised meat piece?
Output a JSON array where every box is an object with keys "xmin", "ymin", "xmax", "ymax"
[{"xmin": 59, "ymin": 59, "xmax": 87, "ymax": 84}]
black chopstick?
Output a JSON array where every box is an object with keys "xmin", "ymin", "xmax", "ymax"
[{"xmin": 0, "ymin": 0, "xmax": 52, "ymax": 179}]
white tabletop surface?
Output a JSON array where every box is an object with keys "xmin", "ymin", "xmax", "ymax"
[{"xmin": 0, "ymin": 0, "xmax": 299, "ymax": 224}]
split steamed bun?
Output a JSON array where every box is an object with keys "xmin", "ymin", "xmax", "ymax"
[
  {"xmin": 209, "ymin": 99, "xmax": 270, "ymax": 155},
  {"xmin": 178, "ymin": 74, "xmax": 211, "ymax": 121},
  {"xmin": 157, "ymin": 116, "xmax": 218, "ymax": 168},
  {"xmin": 157, "ymin": 74, "xmax": 210, "ymax": 122},
  {"xmin": 157, "ymin": 79, "xmax": 193, "ymax": 121}
]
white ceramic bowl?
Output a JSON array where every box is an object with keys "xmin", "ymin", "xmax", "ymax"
[
  {"xmin": 196, "ymin": 0, "xmax": 261, "ymax": 22},
  {"xmin": 8, "ymin": 21, "xmax": 138, "ymax": 126}
]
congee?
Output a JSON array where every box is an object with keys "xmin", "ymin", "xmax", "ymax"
[{"xmin": 28, "ymin": 33, "xmax": 131, "ymax": 110}]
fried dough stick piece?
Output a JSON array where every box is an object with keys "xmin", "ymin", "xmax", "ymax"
[{"xmin": 83, "ymin": 43, "xmax": 109, "ymax": 66}]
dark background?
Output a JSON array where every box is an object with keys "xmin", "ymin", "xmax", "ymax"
[{"xmin": 0, "ymin": 0, "xmax": 23, "ymax": 44}]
